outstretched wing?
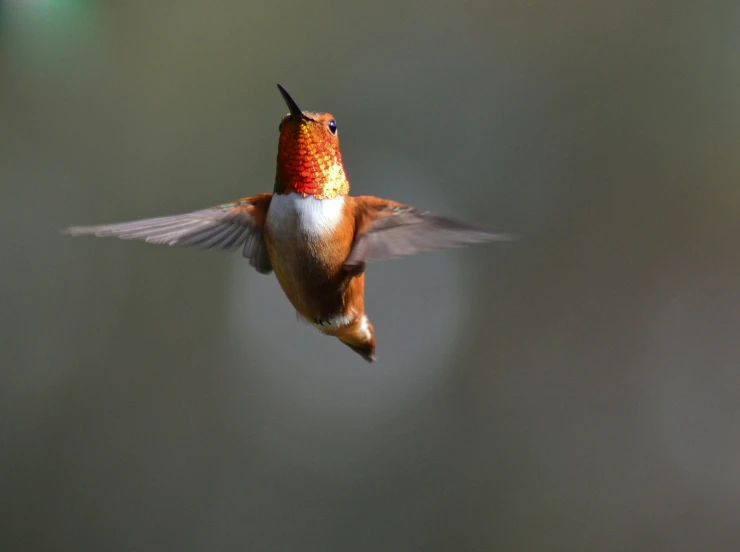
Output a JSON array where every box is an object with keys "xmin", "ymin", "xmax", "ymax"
[
  {"xmin": 345, "ymin": 196, "xmax": 514, "ymax": 270},
  {"xmin": 64, "ymin": 193, "xmax": 274, "ymax": 274}
]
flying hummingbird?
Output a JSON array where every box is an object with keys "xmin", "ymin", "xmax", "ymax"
[{"xmin": 65, "ymin": 85, "xmax": 513, "ymax": 362}]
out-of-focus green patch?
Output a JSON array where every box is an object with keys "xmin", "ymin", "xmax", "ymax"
[{"xmin": 1, "ymin": 0, "xmax": 107, "ymax": 76}]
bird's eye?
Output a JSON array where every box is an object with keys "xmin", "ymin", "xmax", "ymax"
[
  {"xmin": 328, "ymin": 119, "xmax": 337, "ymax": 135},
  {"xmin": 278, "ymin": 121, "xmax": 284, "ymax": 132}
]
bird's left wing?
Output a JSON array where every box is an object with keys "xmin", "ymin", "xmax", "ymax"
[
  {"xmin": 64, "ymin": 193, "xmax": 274, "ymax": 274},
  {"xmin": 345, "ymin": 196, "xmax": 514, "ymax": 270}
]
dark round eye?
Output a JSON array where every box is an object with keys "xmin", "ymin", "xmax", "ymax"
[
  {"xmin": 278, "ymin": 121, "xmax": 284, "ymax": 132},
  {"xmin": 328, "ymin": 119, "xmax": 337, "ymax": 135}
]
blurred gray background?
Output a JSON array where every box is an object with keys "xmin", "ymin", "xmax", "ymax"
[{"xmin": 3, "ymin": 0, "xmax": 740, "ymax": 550}]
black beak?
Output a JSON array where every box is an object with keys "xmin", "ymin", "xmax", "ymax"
[{"xmin": 277, "ymin": 84, "xmax": 305, "ymax": 121}]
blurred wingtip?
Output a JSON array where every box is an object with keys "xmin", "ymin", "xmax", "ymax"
[{"xmin": 61, "ymin": 226, "xmax": 92, "ymax": 236}]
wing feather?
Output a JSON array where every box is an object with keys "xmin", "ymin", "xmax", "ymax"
[
  {"xmin": 64, "ymin": 193, "xmax": 274, "ymax": 274},
  {"xmin": 345, "ymin": 196, "xmax": 514, "ymax": 268}
]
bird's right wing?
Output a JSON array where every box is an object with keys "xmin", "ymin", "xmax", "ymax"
[{"xmin": 63, "ymin": 193, "xmax": 274, "ymax": 274}]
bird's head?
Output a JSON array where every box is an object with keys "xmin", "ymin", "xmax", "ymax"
[{"xmin": 274, "ymin": 84, "xmax": 349, "ymax": 199}]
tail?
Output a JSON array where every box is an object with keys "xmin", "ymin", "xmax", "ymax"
[{"xmin": 338, "ymin": 315, "xmax": 376, "ymax": 362}]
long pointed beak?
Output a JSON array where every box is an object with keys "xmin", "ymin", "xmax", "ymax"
[{"xmin": 277, "ymin": 84, "xmax": 305, "ymax": 121}]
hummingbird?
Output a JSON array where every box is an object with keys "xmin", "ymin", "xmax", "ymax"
[{"xmin": 65, "ymin": 85, "xmax": 513, "ymax": 362}]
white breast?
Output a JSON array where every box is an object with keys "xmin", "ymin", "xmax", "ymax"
[{"xmin": 266, "ymin": 193, "xmax": 346, "ymax": 240}]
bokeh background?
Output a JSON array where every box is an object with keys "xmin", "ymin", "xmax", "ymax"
[{"xmin": 3, "ymin": 0, "xmax": 740, "ymax": 550}]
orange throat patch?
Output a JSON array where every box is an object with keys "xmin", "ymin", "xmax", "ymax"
[{"xmin": 275, "ymin": 123, "xmax": 350, "ymax": 200}]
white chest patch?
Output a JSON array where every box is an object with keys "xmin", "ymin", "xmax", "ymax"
[{"xmin": 266, "ymin": 193, "xmax": 346, "ymax": 240}]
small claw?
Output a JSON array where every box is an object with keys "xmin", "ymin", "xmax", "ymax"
[{"xmin": 343, "ymin": 261, "xmax": 366, "ymax": 276}]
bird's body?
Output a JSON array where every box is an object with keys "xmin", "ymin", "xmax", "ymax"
[
  {"xmin": 65, "ymin": 85, "xmax": 513, "ymax": 361},
  {"xmin": 264, "ymin": 193, "xmax": 373, "ymax": 358}
]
